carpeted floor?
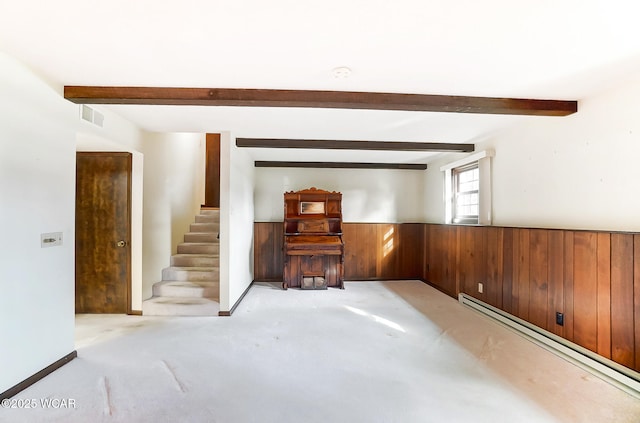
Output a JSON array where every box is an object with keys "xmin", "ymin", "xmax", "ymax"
[{"xmin": 3, "ymin": 281, "xmax": 639, "ymax": 422}]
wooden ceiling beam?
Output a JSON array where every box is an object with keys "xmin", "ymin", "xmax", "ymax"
[
  {"xmin": 255, "ymin": 161, "xmax": 428, "ymax": 170},
  {"xmin": 236, "ymin": 138, "xmax": 474, "ymax": 153},
  {"xmin": 64, "ymin": 86, "xmax": 577, "ymax": 116}
]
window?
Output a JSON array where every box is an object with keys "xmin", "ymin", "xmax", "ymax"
[
  {"xmin": 452, "ymin": 162, "xmax": 479, "ymax": 224},
  {"xmin": 440, "ymin": 149, "xmax": 493, "ymax": 225}
]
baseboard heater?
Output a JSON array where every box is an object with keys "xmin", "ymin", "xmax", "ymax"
[{"xmin": 458, "ymin": 293, "xmax": 640, "ymax": 399}]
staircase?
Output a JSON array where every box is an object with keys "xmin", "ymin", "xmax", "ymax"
[{"xmin": 142, "ymin": 208, "xmax": 220, "ymax": 316}]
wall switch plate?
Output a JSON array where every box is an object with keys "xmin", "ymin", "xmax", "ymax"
[
  {"xmin": 41, "ymin": 232, "xmax": 63, "ymax": 248},
  {"xmin": 556, "ymin": 312, "xmax": 564, "ymax": 326},
  {"xmin": 478, "ymin": 282, "xmax": 484, "ymax": 294}
]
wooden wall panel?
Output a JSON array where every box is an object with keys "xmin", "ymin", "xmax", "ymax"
[
  {"xmin": 422, "ymin": 224, "xmax": 430, "ymax": 280},
  {"xmin": 635, "ymin": 235, "xmax": 640, "ymax": 370},
  {"xmin": 343, "ymin": 223, "xmax": 424, "ymax": 281},
  {"xmin": 379, "ymin": 224, "xmax": 399, "ymax": 279},
  {"xmin": 485, "ymin": 227, "xmax": 503, "ymax": 309},
  {"xmin": 596, "ymin": 233, "xmax": 612, "ymax": 359},
  {"xmin": 343, "ymin": 224, "xmax": 378, "ymax": 280},
  {"xmin": 204, "ymin": 133, "xmax": 221, "ymax": 207},
  {"xmin": 610, "ymin": 234, "xmax": 634, "ymax": 367},
  {"xmin": 547, "ymin": 230, "xmax": 565, "ymax": 337},
  {"xmin": 529, "ymin": 229, "xmax": 549, "ymax": 331},
  {"xmin": 398, "ymin": 224, "xmax": 424, "ymax": 279},
  {"xmin": 253, "ymin": 222, "xmax": 284, "ymax": 281},
  {"xmin": 572, "ymin": 232, "xmax": 598, "ymax": 353},
  {"xmin": 514, "ymin": 229, "xmax": 531, "ymax": 321},
  {"xmin": 563, "ymin": 231, "xmax": 575, "ymax": 342},
  {"xmin": 457, "ymin": 226, "xmax": 486, "ymax": 300},
  {"xmin": 423, "ymin": 223, "xmax": 640, "ymax": 372},
  {"xmin": 502, "ymin": 228, "xmax": 514, "ymax": 315},
  {"xmin": 425, "ymin": 225, "xmax": 458, "ymax": 297}
]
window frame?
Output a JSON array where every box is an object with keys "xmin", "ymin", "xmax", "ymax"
[
  {"xmin": 452, "ymin": 162, "xmax": 480, "ymax": 225},
  {"xmin": 440, "ymin": 149, "xmax": 493, "ymax": 226}
]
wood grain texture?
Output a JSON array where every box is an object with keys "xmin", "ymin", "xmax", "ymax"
[
  {"xmin": 64, "ymin": 86, "xmax": 578, "ymax": 116},
  {"xmin": 423, "ymin": 224, "xmax": 640, "ymax": 372},
  {"xmin": 514, "ymin": 229, "xmax": 533, "ymax": 320},
  {"xmin": 610, "ymin": 234, "xmax": 634, "ymax": 367},
  {"xmin": 485, "ymin": 227, "xmax": 504, "ymax": 309},
  {"xmin": 343, "ymin": 224, "xmax": 378, "ymax": 279},
  {"xmin": 457, "ymin": 226, "xmax": 485, "ymax": 300},
  {"xmin": 571, "ymin": 232, "xmax": 598, "ymax": 353},
  {"xmin": 358, "ymin": 223, "xmax": 423, "ymax": 280},
  {"xmin": 596, "ymin": 233, "xmax": 612, "ymax": 359},
  {"xmin": 397, "ymin": 224, "xmax": 424, "ymax": 279},
  {"xmin": 379, "ymin": 224, "xmax": 398, "ymax": 279},
  {"xmin": 564, "ymin": 232, "xmax": 575, "ymax": 342},
  {"xmin": 529, "ymin": 229, "xmax": 549, "ymax": 330},
  {"xmin": 423, "ymin": 225, "xmax": 430, "ymax": 280},
  {"xmin": 204, "ymin": 133, "xmax": 221, "ymax": 207},
  {"xmin": 255, "ymin": 223, "xmax": 424, "ymax": 282},
  {"xmin": 254, "ymin": 161, "xmax": 428, "ymax": 170},
  {"xmin": 243, "ymin": 139, "xmax": 472, "ymax": 152},
  {"xmin": 502, "ymin": 228, "xmax": 514, "ymax": 315},
  {"xmin": 425, "ymin": 225, "xmax": 458, "ymax": 297},
  {"xmin": 547, "ymin": 230, "xmax": 565, "ymax": 337},
  {"xmin": 635, "ymin": 235, "xmax": 640, "ymax": 371},
  {"xmin": 76, "ymin": 152, "xmax": 131, "ymax": 314},
  {"xmin": 253, "ymin": 223, "xmax": 284, "ymax": 281}
]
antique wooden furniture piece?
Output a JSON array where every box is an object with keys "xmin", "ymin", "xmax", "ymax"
[{"xmin": 283, "ymin": 188, "xmax": 344, "ymax": 290}]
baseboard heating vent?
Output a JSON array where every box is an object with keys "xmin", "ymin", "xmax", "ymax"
[{"xmin": 459, "ymin": 293, "xmax": 640, "ymax": 399}]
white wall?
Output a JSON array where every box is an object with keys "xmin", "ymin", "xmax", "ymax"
[
  {"xmin": 220, "ymin": 132, "xmax": 255, "ymax": 312},
  {"xmin": 141, "ymin": 132, "xmax": 205, "ymax": 300},
  {"xmin": 424, "ymin": 72, "xmax": 640, "ymax": 232},
  {"xmin": 254, "ymin": 167, "xmax": 426, "ymax": 223},
  {"xmin": 0, "ymin": 53, "xmax": 77, "ymax": 393}
]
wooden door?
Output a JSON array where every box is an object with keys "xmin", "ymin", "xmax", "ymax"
[
  {"xmin": 76, "ymin": 152, "xmax": 131, "ymax": 313},
  {"xmin": 204, "ymin": 133, "xmax": 220, "ymax": 207}
]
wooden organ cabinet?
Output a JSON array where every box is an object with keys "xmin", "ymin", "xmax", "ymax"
[{"xmin": 283, "ymin": 188, "xmax": 344, "ymax": 290}]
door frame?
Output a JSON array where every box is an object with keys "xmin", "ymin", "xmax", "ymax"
[{"xmin": 75, "ymin": 151, "xmax": 132, "ymax": 314}]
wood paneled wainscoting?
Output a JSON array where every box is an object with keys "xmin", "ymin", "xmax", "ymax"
[
  {"xmin": 424, "ymin": 224, "xmax": 640, "ymax": 374},
  {"xmin": 254, "ymin": 221, "xmax": 640, "ymax": 373},
  {"xmin": 254, "ymin": 222, "xmax": 424, "ymax": 282}
]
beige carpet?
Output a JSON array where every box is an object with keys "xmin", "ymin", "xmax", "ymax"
[{"xmin": 3, "ymin": 281, "xmax": 639, "ymax": 422}]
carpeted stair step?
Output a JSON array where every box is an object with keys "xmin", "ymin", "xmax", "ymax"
[
  {"xmin": 184, "ymin": 232, "xmax": 218, "ymax": 243},
  {"xmin": 199, "ymin": 209, "xmax": 220, "ymax": 216},
  {"xmin": 162, "ymin": 266, "xmax": 219, "ymax": 281},
  {"xmin": 142, "ymin": 296, "xmax": 220, "ymax": 316},
  {"xmin": 190, "ymin": 222, "xmax": 219, "ymax": 233},
  {"xmin": 171, "ymin": 254, "xmax": 219, "ymax": 267},
  {"xmin": 177, "ymin": 242, "xmax": 219, "ymax": 254},
  {"xmin": 195, "ymin": 213, "xmax": 218, "ymax": 223},
  {"xmin": 152, "ymin": 280, "xmax": 219, "ymax": 298}
]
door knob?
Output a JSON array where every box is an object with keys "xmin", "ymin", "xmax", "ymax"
[{"xmin": 116, "ymin": 240, "xmax": 127, "ymax": 247}]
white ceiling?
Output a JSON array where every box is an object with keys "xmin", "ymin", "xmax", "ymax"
[{"xmin": 2, "ymin": 0, "xmax": 640, "ymax": 164}]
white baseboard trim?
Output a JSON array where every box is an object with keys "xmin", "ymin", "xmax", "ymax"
[{"xmin": 459, "ymin": 293, "xmax": 640, "ymax": 399}]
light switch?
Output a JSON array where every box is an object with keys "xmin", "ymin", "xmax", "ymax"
[{"xmin": 41, "ymin": 232, "xmax": 63, "ymax": 248}]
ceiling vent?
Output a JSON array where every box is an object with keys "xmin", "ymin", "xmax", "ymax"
[{"xmin": 80, "ymin": 105, "xmax": 104, "ymax": 128}]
